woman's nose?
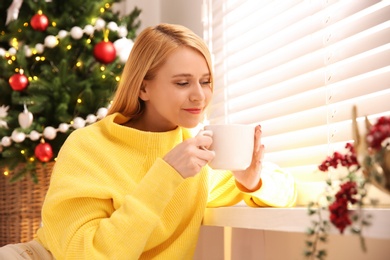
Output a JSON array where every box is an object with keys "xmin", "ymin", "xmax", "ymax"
[{"xmin": 190, "ymin": 83, "xmax": 206, "ymax": 101}]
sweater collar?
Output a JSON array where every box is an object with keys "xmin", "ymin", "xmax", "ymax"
[{"xmin": 102, "ymin": 113, "xmax": 192, "ymax": 152}]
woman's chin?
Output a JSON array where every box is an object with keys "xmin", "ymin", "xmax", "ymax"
[{"xmin": 181, "ymin": 122, "xmax": 200, "ymax": 129}]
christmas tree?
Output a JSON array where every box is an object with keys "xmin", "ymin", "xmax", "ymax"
[{"xmin": 0, "ymin": 0, "xmax": 141, "ymax": 182}]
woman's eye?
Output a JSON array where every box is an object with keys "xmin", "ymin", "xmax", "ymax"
[
  {"xmin": 201, "ymin": 81, "xmax": 211, "ymax": 86},
  {"xmin": 176, "ymin": 82, "xmax": 189, "ymax": 86}
]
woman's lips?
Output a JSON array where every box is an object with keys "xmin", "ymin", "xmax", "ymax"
[{"xmin": 184, "ymin": 108, "xmax": 202, "ymax": 114}]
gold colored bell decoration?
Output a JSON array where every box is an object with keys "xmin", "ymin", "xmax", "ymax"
[{"xmin": 352, "ymin": 106, "xmax": 390, "ymax": 195}]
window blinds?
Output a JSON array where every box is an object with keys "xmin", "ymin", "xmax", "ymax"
[{"xmin": 203, "ymin": 0, "xmax": 390, "ymax": 179}]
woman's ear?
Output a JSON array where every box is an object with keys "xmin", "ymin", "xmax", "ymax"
[{"xmin": 139, "ymin": 80, "xmax": 149, "ymax": 101}]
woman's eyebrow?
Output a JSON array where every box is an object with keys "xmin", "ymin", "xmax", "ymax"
[
  {"xmin": 172, "ymin": 73, "xmax": 210, "ymax": 78},
  {"xmin": 172, "ymin": 73, "xmax": 193, "ymax": 78}
]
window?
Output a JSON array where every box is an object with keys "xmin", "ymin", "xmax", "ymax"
[{"xmin": 203, "ymin": 0, "xmax": 390, "ymax": 179}]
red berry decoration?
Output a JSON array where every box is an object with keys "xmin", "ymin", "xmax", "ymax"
[
  {"xmin": 9, "ymin": 72, "xmax": 29, "ymax": 91},
  {"xmin": 328, "ymin": 181, "xmax": 358, "ymax": 234},
  {"xmin": 93, "ymin": 40, "xmax": 116, "ymax": 64},
  {"xmin": 30, "ymin": 12, "xmax": 49, "ymax": 31},
  {"xmin": 366, "ymin": 116, "xmax": 390, "ymax": 150},
  {"xmin": 35, "ymin": 142, "xmax": 54, "ymax": 162}
]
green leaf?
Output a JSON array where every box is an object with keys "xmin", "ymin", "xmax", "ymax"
[
  {"xmin": 306, "ymin": 228, "xmax": 315, "ymax": 235},
  {"xmin": 305, "ymin": 241, "xmax": 313, "ymax": 247}
]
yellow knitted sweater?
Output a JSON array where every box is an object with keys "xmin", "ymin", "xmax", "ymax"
[{"xmin": 36, "ymin": 113, "xmax": 296, "ymax": 259}]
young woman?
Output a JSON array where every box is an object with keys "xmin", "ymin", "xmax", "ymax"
[{"xmin": 1, "ymin": 23, "xmax": 296, "ymax": 259}]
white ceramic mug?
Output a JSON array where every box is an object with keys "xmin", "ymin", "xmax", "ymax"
[{"xmin": 204, "ymin": 124, "xmax": 254, "ymax": 170}]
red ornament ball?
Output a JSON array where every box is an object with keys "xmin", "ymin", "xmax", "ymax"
[
  {"xmin": 9, "ymin": 73, "xmax": 29, "ymax": 91},
  {"xmin": 35, "ymin": 142, "xmax": 54, "ymax": 162},
  {"xmin": 93, "ymin": 41, "xmax": 116, "ymax": 64},
  {"xmin": 30, "ymin": 13, "xmax": 49, "ymax": 31}
]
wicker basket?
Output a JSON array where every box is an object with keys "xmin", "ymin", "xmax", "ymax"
[{"xmin": 0, "ymin": 162, "xmax": 54, "ymax": 246}]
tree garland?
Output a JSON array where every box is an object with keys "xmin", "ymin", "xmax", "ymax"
[
  {"xmin": 0, "ymin": 105, "xmax": 108, "ymax": 150},
  {"xmin": 0, "ymin": 17, "xmax": 134, "ymax": 64}
]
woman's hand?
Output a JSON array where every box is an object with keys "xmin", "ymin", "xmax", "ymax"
[
  {"xmin": 163, "ymin": 130, "xmax": 215, "ymax": 178},
  {"xmin": 232, "ymin": 125, "xmax": 264, "ymax": 191}
]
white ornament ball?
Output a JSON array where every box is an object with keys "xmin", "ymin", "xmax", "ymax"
[
  {"xmin": 11, "ymin": 130, "xmax": 25, "ymax": 143},
  {"xmin": 43, "ymin": 126, "xmax": 57, "ymax": 140},
  {"xmin": 35, "ymin": 43, "xmax": 44, "ymax": 53},
  {"xmin": 84, "ymin": 25, "xmax": 95, "ymax": 35},
  {"xmin": 0, "ymin": 48, "xmax": 6, "ymax": 57},
  {"xmin": 113, "ymin": 38, "xmax": 126, "ymax": 54},
  {"xmin": 8, "ymin": 47, "xmax": 17, "ymax": 55},
  {"xmin": 70, "ymin": 26, "xmax": 84, "ymax": 40},
  {"xmin": 119, "ymin": 48, "xmax": 131, "ymax": 64},
  {"xmin": 29, "ymin": 130, "xmax": 41, "ymax": 141},
  {"xmin": 58, "ymin": 123, "xmax": 70, "ymax": 133},
  {"xmin": 58, "ymin": 30, "xmax": 68, "ymax": 39},
  {"xmin": 107, "ymin": 21, "xmax": 118, "ymax": 32},
  {"xmin": 94, "ymin": 18, "xmax": 106, "ymax": 30},
  {"xmin": 73, "ymin": 117, "xmax": 86, "ymax": 129},
  {"xmin": 44, "ymin": 35, "xmax": 58, "ymax": 48},
  {"xmin": 24, "ymin": 45, "xmax": 32, "ymax": 57},
  {"xmin": 96, "ymin": 107, "xmax": 108, "ymax": 119},
  {"xmin": 117, "ymin": 26, "xmax": 128, "ymax": 38},
  {"xmin": 1, "ymin": 136, "xmax": 12, "ymax": 147},
  {"xmin": 86, "ymin": 114, "xmax": 97, "ymax": 124}
]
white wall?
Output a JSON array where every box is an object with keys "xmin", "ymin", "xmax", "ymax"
[
  {"xmin": 114, "ymin": 0, "xmax": 203, "ymax": 37},
  {"xmin": 159, "ymin": 0, "xmax": 203, "ymax": 36}
]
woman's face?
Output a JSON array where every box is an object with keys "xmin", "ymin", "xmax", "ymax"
[{"xmin": 138, "ymin": 46, "xmax": 212, "ymax": 132}]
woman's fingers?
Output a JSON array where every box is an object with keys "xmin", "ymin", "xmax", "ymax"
[{"xmin": 196, "ymin": 129, "xmax": 213, "ymax": 150}]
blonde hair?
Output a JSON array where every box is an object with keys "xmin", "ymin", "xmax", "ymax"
[{"xmin": 107, "ymin": 23, "xmax": 213, "ymax": 118}]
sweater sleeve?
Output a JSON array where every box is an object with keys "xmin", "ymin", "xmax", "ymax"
[
  {"xmin": 37, "ymin": 132, "xmax": 184, "ymax": 259},
  {"xmin": 206, "ymin": 162, "xmax": 297, "ymax": 208}
]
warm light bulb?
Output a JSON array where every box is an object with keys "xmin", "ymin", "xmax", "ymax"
[
  {"xmin": 21, "ymin": 150, "xmax": 25, "ymax": 155},
  {"xmin": 29, "ymin": 157, "xmax": 35, "ymax": 162},
  {"xmin": 11, "ymin": 38, "xmax": 18, "ymax": 48},
  {"xmin": 86, "ymin": 39, "xmax": 91, "ymax": 44},
  {"xmin": 100, "ymin": 66, "xmax": 105, "ymax": 71},
  {"xmin": 77, "ymin": 98, "xmax": 82, "ymax": 104},
  {"xmin": 67, "ymin": 45, "xmax": 72, "ymax": 50},
  {"xmin": 102, "ymin": 75, "xmax": 106, "ymax": 79},
  {"xmin": 33, "ymin": 76, "xmax": 38, "ymax": 80},
  {"xmin": 38, "ymin": 10, "xmax": 43, "ymax": 15},
  {"xmin": 23, "ymin": 23, "xmax": 28, "ymax": 27},
  {"xmin": 100, "ymin": 7, "xmax": 105, "ymax": 13},
  {"xmin": 3, "ymin": 170, "xmax": 9, "ymax": 176},
  {"xmin": 52, "ymin": 22, "xmax": 57, "ymax": 27},
  {"xmin": 105, "ymin": 3, "xmax": 110, "ymax": 8},
  {"xmin": 115, "ymin": 76, "xmax": 120, "ymax": 81},
  {"xmin": 41, "ymin": 57, "xmax": 46, "ymax": 61},
  {"xmin": 35, "ymin": 56, "xmax": 40, "ymax": 61},
  {"xmin": 76, "ymin": 61, "xmax": 82, "ymax": 67}
]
